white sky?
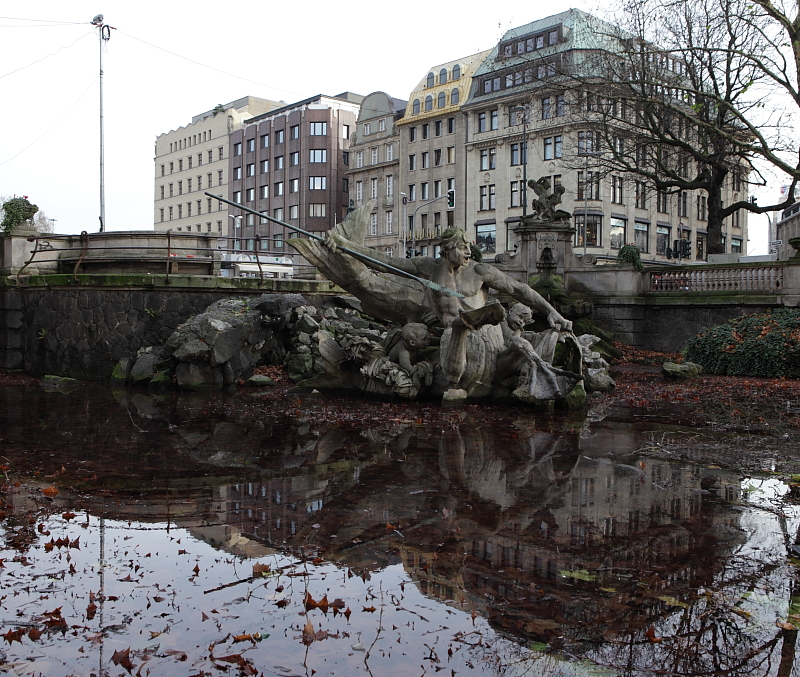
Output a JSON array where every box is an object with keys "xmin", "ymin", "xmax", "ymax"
[{"xmin": 0, "ymin": 1, "xmax": 774, "ymax": 253}]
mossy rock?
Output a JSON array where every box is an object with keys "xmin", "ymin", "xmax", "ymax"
[{"xmin": 571, "ymin": 318, "xmax": 620, "ymax": 361}]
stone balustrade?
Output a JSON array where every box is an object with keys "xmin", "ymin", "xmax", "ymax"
[{"xmin": 648, "ymin": 265, "xmax": 784, "ymax": 292}]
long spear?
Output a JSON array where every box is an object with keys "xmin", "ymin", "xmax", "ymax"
[{"xmin": 205, "ymin": 192, "xmax": 464, "ymax": 298}]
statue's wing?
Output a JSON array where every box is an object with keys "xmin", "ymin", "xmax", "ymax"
[{"xmin": 289, "ymin": 201, "xmax": 431, "ymax": 326}]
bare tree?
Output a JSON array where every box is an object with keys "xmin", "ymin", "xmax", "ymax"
[{"xmin": 560, "ymin": 0, "xmax": 800, "ymax": 253}]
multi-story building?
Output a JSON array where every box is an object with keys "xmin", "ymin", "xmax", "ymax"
[
  {"xmin": 154, "ymin": 96, "xmax": 282, "ymax": 234},
  {"xmin": 396, "ymin": 52, "xmax": 490, "ymax": 257},
  {"xmin": 348, "ymin": 92, "xmax": 406, "ymax": 256},
  {"xmin": 226, "ymin": 93, "xmax": 362, "ymax": 254},
  {"xmin": 461, "ymin": 9, "xmax": 748, "ymax": 263}
]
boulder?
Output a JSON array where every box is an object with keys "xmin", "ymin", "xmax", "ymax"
[
  {"xmin": 176, "ymin": 362, "xmax": 224, "ymax": 390},
  {"xmin": 246, "ymin": 375, "xmax": 275, "ymax": 387},
  {"xmin": 131, "ymin": 352, "xmax": 159, "ymax": 383},
  {"xmin": 110, "ymin": 357, "xmax": 134, "ymax": 384},
  {"xmin": 662, "ymin": 361, "xmax": 704, "ymax": 379}
]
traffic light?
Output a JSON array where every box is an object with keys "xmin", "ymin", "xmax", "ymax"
[
  {"xmin": 447, "ymin": 189, "xmax": 455, "ymax": 208},
  {"xmin": 681, "ymin": 239, "xmax": 691, "ymax": 258},
  {"xmin": 406, "ymin": 248, "xmax": 413, "ymax": 259},
  {"xmin": 673, "ymin": 240, "xmax": 680, "ymax": 258}
]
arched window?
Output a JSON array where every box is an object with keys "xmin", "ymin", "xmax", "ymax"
[
  {"xmin": 439, "ymin": 68, "xmax": 448, "ymax": 84},
  {"xmin": 452, "ymin": 64, "xmax": 461, "ymax": 80},
  {"xmin": 426, "ymin": 72, "xmax": 435, "ymax": 88},
  {"xmin": 451, "ymin": 88, "xmax": 459, "ymax": 105},
  {"xmin": 425, "ymin": 95, "xmax": 433, "ymax": 111},
  {"xmin": 412, "ymin": 99, "xmax": 420, "ymax": 114},
  {"xmin": 438, "ymin": 92, "xmax": 446, "ymax": 108}
]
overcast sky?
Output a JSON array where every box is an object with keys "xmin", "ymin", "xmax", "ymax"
[{"xmin": 0, "ymin": 1, "xmax": 771, "ymax": 253}]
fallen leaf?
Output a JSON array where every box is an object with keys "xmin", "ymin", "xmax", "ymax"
[
  {"xmin": 362, "ymin": 606, "xmax": 376, "ymax": 613},
  {"xmin": 645, "ymin": 625, "xmax": 662, "ymax": 643},
  {"xmin": 42, "ymin": 486, "xmax": 58, "ymax": 497},
  {"xmin": 111, "ymin": 647, "xmax": 135, "ymax": 672},
  {"xmin": 86, "ymin": 602, "xmax": 97, "ymax": 620},
  {"xmin": 62, "ymin": 512, "xmax": 76, "ymax": 520},
  {"xmin": 27, "ymin": 627, "xmax": 42, "ymax": 641},
  {"xmin": 2, "ymin": 628, "xmax": 25, "ymax": 644}
]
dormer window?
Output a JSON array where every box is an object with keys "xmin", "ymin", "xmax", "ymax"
[
  {"xmin": 439, "ymin": 68, "xmax": 448, "ymax": 84},
  {"xmin": 452, "ymin": 64, "xmax": 461, "ymax": 79},
  {"xmin": 427, "ymin": 72, "xmax": 435, "ymax": 88}
]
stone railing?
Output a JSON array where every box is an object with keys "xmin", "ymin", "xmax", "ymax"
[{"xmin": 648, "ymin": 265, "xmax": 784, "ymax": 292}]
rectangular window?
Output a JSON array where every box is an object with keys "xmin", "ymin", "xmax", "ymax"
[
  {"xmin": 233, "ymin": 191, "xmax": 242, "ymax": 204},
  {"xmin": 421, "ymin": 152, "xmax": 429, "ymax": 169},
  {"xmin": 273, "ymin": 207, "xmax": 284, "ymax": 221},
  {"xmin": 435, "ymin": 120, "xmax": 442, "ymax": 136},
  {"xmin": 218, "ymin": 147, "xmax": 224, "ymax": 160},
  {"xmin": 386, "ymin": 143, "xmax": 394, "ymax": 161},
  {"xmin": 386, "ymin": 210, "xmax": 393, "ymax": 234},
  {"xmin": 364, "ymin": 123, "xmax": 371, "ymax": 135},
  {"xmin": 554, "ymin": 135, "xmax": 562, "ymax": 158},
  {"xmin": 274, "ymin": 156, "xmax": 283, "ymax": 170},
  {"xmin": 160, "ymin": 164, "xmax": 165, "ymax": 177},
  {"xmin": 422, "ymin": 123, "xmax": 429, "ymax": 140},
  {"xmin": 159, "ymin": 208, "xmax": 164, "ymax": 222},
  {"xmin": 611, "ymin": 176, "xmax": 624, "ymax": 204},
  {"xmin": 310, "ymin": 149, "xmax": 327, "ymax": 163},
  {"xmin": 634, "ymin": 222, "xmax": 649, "ymax": 252},
  {"xmin": 261, "ymin": 159, "xmax": 269, "ymax": 174},
  {"xmin": 160, "ymin": 185, "xmax": 165, "ymax": 199},
  {"xmin": 169, "ymin": 206, "xmax": 173, "ymax": 220},
  {"xmin": 343, "ymin": 178, "xmax": 349, "ymax": 193},
  {"xmin": 447, "ymin": 117, "xmax": 455, "ymax": 133},
  {"xmin": 656, "ymin": 226, "xmax": 671, "ymax": 255},
  {"xmin": 544, "ymin": 137, "xmax": 554, "ymax": 160},
  {"xmin": 356, "ymin": 181, "xmax": 363, "ymax": 202},
  {"xmin": 478, "ymin": 112, "xmax": 487, "ymax": 133},
  {"xmin": 542, "ymin": 97, "xmax": 551, "ymax": 120},
  {"xmin": 309, "ymin": 203, "xmax": 326, "ymax": 217},
  {"xmin": 274, "ymin": 182, "xmax": 283, "ymax": 196},
  {"xmin": 342, "ymin": 151, "xmax": 349, "ymax": 165},
  {"xmin": 510, "ymin": 181, "xmax": 521, "ymax": 207},
  {"xmin": 275, "ymin": 130, "xmax": 284, "ymax": 144},
  {"xmin": 310, "ymin": 122, "xmax": 327, "ymax": 136},
  {"xmin": 371, "ymin": 178, "xmax": 378, "ymax": 199},
  {"xmin": 309, "ymin": 176, "xmax": 327, "ymax": 190},
  {"xmin": 678, "ymin": 191, "xmax": 688, "ymax": 217},
  {"xmin": 577, "ymin": 171, "xmax": 600, "ymax": 200},
  {"xmin": 246, "ymin": 188, "xmax": 255, "ymax": 202},
  {"xmin": 490, "ymin": 110, "xmax": 498, "ymax": 130},
  {"xmin": 218, "ymin": 170, "xmax": 224, "ymax": 186},
  {"xmin": 260, "ymin": 185, "xmax": 269, "ymax": 199},
  {"xmin": 434, "ymin": 179, "xmax": 441, "ymax": 198},
  {"xmin": 233, "ymin": 167, "xmax": 242, "ymax": 181},
  {"xmin": 408, "ymin": 184, "xmax": 416, "ymax": 201},
  {"xmin": 476, "ymin": 223, "xmax": 496, "ymax": 254},
  {"xmin": 289, "ymin": 178, "xmax": 299, "ymax": 193},
  {"xmin": 635, "ymin": 181, "xmax": 647, "ymax": 209},
  {"xmin": 409, "ymin": 127, "xmax": 416, "ymax": 142},
  {"xmin": 732, "ymin": 238, "xmax": 743, "ymax": 253},
  {"xmin": 178, "ymin": 181, "xmax": 183, "ymax": 195},
  {"xmin": 434, "ymin": 149, "xmax": 442, "ymax": 166},
  {"xmin": 246, "ymin": 163, "xmax": 255, "ymax": 177},
  {"xmin": 575, "ymin": 214, "xmax": 601, "ymax": 246},
  {"xmin": 369, "ymin": 213, "xmax": 377, "ymax": 236},
  {"xmin": 289, "ymin": 205, "xmax": 299, "ymax": 219},
  {"xmin": 409, "ymin": 154, "xmax": 416, "ymax": 170},
  {"xmin": 260, "ymin": 134, "xmax": 269, "ymax": 149},
  {"xmin": 290, "ymin": 125, "xmax": 299, "ymax": 140},
  {"xmin": 697, "ymin": 195, "xmax": 707, "ymax": 221},
  {"xmin": 386, "ymin": 175, "xmax": 393, "ymax": 196},
  {"xmin": 657, "ymin": 190, "xmax": 669, "ymax": 213},
  {"xmin": 610, "ymin": 217, "xmax": 626, "ymax": 249},
  {"xmin": 379, "ymin": 119, "xmax": 386, "ymax": 132},
  {"xmin": 356, "ymin": 151, "xmax": 363, "ymax": 168},
  {"xmin": 188, "ymin": 156, "xmax": 193, "ymax": 169},
  {"xmin": 447, "ymin": 146, "xmax": 455, "ymax": 163},
  {"xmin": 371, "ymin": 147, "xmax": 378, "ymax": 164},
  {"xmin": 247, "ymin": 138, "xmax": 255, "ymax": 152},
  {"xmin": 556, "ymin": 94, "xmax": 565, "ymax": 116},
  {"xmin": 234, "ymin": 142, "xmax": 242, "ymax": 156},
  {"xmin": 578, "ymin": 131, "xmax": 597, "ymax": 155},
  {"xmin": 290, "ymin": 152, "xmax": 299, "ymax": 166}
]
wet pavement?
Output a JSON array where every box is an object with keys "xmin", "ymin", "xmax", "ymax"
[{"xmin": 0, "ymin": 383, "xmax": 799, "ymax": 676}]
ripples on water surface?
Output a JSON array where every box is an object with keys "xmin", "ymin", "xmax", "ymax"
[{"xmin": 0, "ymin": 383, "xmax": 798, "ymax": 676}]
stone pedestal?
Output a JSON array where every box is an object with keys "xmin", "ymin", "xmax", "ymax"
[{"xmin": 512, "ymin": 216, "xmax": 580, "ymax": 281}]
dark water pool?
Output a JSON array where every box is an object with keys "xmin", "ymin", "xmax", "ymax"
[{"xmin": 0, "ymin": 383, "xmax": 798, "ymax": 676}]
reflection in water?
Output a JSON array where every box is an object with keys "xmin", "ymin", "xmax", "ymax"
[{"xmin": 0, "ymin": 384, "xmax": 797, "ymax": 676}]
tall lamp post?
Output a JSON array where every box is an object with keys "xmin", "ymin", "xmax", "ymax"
[
  {"xmin": 92, "ymin": 14, "xmax": 112, "ymax": 232},
  {"xmin": 229, "ymin": 214, "xmax": 243, "ymax": 252},
  {"xmin": 511, "ymin": 105, "xmax": 529, "ymax": 219}
]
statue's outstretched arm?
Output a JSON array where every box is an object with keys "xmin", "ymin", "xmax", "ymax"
[
  {"xmin": 480, "ymin": 265, "xmax": 572, "ymax": 332},
  {"xmin": 326, "ymin": 232, "xmax": 422, "ymax": 277}
]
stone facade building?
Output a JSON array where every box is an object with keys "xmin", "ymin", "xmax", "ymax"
[
  {"xmin": 154, "ymin": 97, "xmax": 282, "ymax": 235},
  {"xmin": 461, "ymin": 9, "xmax": 748, "ymax": 263},
  {"xmin": 226, "ymin": 93, "xmax": 362, "ymax": 255},
  {"xmin": 396, "ymin": 52, "xmax": 490, "ymax": 257},
  {"xmin": 348, "ymin": 92, "xmax": 406, "ymax": 256}
]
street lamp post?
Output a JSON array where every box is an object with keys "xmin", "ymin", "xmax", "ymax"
[
  {"xmin": 511, "ymin": 105, "xmax": 529, "ymax": 219},
  {"xmin": 400, "ymin": 192, "xmax": 408, "ymax": 256},
  {"xmin": 229, "ymin": 214, "xmax": 243, "ymax": 252}
]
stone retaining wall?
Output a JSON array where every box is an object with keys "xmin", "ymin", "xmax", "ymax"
[{"xmin": 0, "ymin": 274, "xmax": 339, "ymax": 379}]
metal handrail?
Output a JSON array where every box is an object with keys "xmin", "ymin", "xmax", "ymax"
[{"xmin": 14, "ymin": 229, "xmax": 297, "ymax": 284}]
